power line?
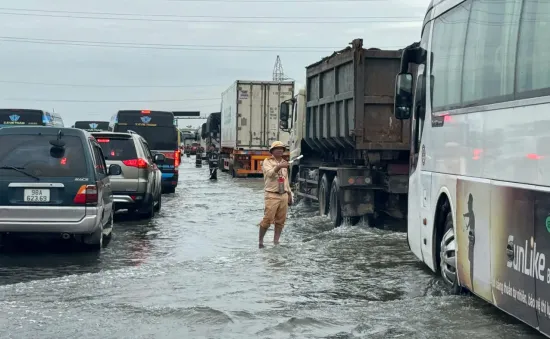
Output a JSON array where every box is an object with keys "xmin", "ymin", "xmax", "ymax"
[
  {"xmin": 6, "ymin": 97, "xmax": 221, "ymax": 103},
  {"xmin": 0, "ymin": 80, "xmax": 227, "ymax": 88},
  {"xmin": 0, "ymin": 11, "xmax": 419, "ymax": 23},
  {"xmin": 0, "ymin": 7, "xmax": 421, "ymax": 20},
  {"xmin": 166, "ymin": 0, "xmax": 386, "ymax": 2},
  {"xmin": 0, "ymin": 36, "xmax": 406, "ymax": 51}
]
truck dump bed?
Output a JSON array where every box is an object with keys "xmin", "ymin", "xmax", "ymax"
[{"xmin": 304, "ymin": 39, "xmax": 411, "ymax": 151}]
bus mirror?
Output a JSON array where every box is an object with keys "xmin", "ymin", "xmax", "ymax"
[
  {"xmin": 395, "ymin": 73, "xmax": 413, "ymax": 120},
  {"xmin": 280, "ymin": 102, "xmax": 290, "ymax": 121}
]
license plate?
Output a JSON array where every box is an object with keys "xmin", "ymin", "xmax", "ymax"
[{"xmin": 24, "ymin": 189, "xmax": 50, "ymax": 202}]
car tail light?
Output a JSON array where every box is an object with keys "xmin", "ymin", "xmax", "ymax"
[
  {"xmin": 123, "ymin": 158, "xmax": 148, "ymax": 168},
  {"xmin": 96, "ymin": 139, "xmax": 110, "ymax": 143},
  {"xmin": 74, "ymin": 184, "xmax": 98, "ymax": 204},
  {"xmin": 174, "ymin": 150, "xmax": 181, "ymax": 167}
]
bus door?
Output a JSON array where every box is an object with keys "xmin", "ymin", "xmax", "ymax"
[{"xmin": 405, "ymin": 26, "xmax": 431, "ymax": 265}]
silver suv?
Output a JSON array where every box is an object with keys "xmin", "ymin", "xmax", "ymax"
[{"xmin": 92, "ymin": 131, "xmax": 163, "ymax": 219}]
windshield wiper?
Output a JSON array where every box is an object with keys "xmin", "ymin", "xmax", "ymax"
[{"xmin": 0, "ymin": 166, "xmax": 40, "ymax": 181}]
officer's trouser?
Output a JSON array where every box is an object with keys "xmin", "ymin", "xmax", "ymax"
[{"xmin": 259, "ymin": 191, "xmax": 288, "ymax": 231}]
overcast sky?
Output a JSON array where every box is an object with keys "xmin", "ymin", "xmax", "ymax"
[{"xmin": 0, "ymin": 0, "xmax": 427, "ymax": 127}]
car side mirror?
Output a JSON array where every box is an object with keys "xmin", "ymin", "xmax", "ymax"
[
  {"xmin": 394, "ymin": 73, "xmax": 413, "ymax": 120},
  {"xmin": 153, "ymin": 153, "xmax": 166, "ymax": 163},
  {"xmin": 108, "ymin": 164, "xmax": 122, "ymax": 176}
]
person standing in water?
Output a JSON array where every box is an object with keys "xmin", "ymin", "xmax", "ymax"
[
  {"xmin": 258, "ymin": 141, "xmax": 293, "ymax": 248},
  {"xmin": 463, "ymin": 193, "xmax": 475, "ymax": 291}
]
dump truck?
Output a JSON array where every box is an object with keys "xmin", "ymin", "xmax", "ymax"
[
  {"xmin": 279, "ymin": 39, "xmax": 414, "ymax": 227},
  {"xmin": 220, "ymin": 80, "xmax": 294, "ymax": 177}
]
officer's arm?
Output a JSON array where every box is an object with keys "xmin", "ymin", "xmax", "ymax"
[{"xmin": 263, "ymin": 160, "xmax": 278, "ymax": 178}]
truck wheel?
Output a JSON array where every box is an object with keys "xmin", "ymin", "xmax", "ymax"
[
  {"xmin": 329, "ymin": 176, "xmax": 343, "ymax": 227},
  {"xmin": 319, "ymin": 174, "xmax": 330, "ymax": 216}
]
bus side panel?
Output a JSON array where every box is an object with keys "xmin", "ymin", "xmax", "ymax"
[
  {"xmin": 534, "ymin": 191, "xmax": 550, "ymax": 334},
  {"xmin": 455, "ymin": 178, "xmax": 492, "ymax": 302},
  {"xmin": 484, "ymin": 182, "xmax": 537, "ymax": 328}
]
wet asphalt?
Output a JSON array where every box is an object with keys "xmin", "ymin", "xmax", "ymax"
[{"xmin": 0, "ymin": 156, "xmax": 544, "ymax": 338}]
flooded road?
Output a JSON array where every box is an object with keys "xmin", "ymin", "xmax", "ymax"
[{"xmin": 0, "ymin": 157, "xmax": 543, "ymax": 338}]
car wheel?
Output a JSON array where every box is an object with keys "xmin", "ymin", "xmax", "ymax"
[
  {"xmin": 140, "ymin": 194, "xmax": 155, "ymax": 219},
  {"xmin": 103, "ymin": 209, "xmax": 113, "ymax": 246},
  {"xmin": 154, "ymin": 192, "xmax": 162, "ymax": 212},
  {"xmin": 82, "ymin": 223, "xmax": 103, "ymax": 251}
]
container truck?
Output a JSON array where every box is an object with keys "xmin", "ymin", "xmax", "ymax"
[
  {"xmin": 220, "ymin": 80, "xmax": 294, "ymax": 177},
  {"xmin": 279, "ymin": 38, "xmax": 414, "ymax": 228}
]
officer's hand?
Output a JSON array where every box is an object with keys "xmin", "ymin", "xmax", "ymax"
[
  {"xmin": 279, "ymin": 160, "xmax": 289, "ymax": 169},
  {"xmin": 288, "ymin": 193, "xmax": 293, "ymax": 206}
]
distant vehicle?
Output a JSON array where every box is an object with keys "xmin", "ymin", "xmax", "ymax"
[
  {"xmin": 0, "ymin": 127, "xmax": 119, "ymax": 250},
  {"xmin": 109, "ymin": 110, "xmax": 181, "ymax": 194},
  {"xmin": 0, "ymin": 109, "xmax": 64, "ymax": 128},
  {"xmin": 220, "ymin": 81, "xmax": 293, "ymax": 177},
  {"xmin": 74, "ymin": 121, "xmax": 109, "ymax": 132},
  {"xmin": 92, "ymin": 131, "xmax": 163, "ymax": 219}
]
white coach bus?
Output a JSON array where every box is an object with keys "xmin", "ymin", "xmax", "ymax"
[{"xmin": 394, "ymin": 0, "xmax": 550, "ymax": 335}]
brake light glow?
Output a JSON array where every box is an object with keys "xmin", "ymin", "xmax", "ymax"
[
  {"xmin": 123, "ymin": 158, "xmax": 148, "ymax": 168},
  {"xmin": 527, "ymin": 153, "xmax": 543, "ymax": 160},
  {"xmin": 60, "ymin": 157, "xmax": 67, "ymax": 165},
  {"xmin": 174, "ymin": 150, "xmax": 181, "ymax": 167},
  {"xmin": 74, "ymin": 184, "xmax": 98, "ymax": 204},
  {"xmin": 141, "ymin": 110, "xmax": 150, "ymax": 114},
  {"xmin": 96, "ymin": 138, "xmax": 110, "ymax": 143}
]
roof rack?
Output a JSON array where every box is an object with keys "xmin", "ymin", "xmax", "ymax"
[{"xmin": 126, "ymin": 130, "xmax": 137, "ymax": 134}]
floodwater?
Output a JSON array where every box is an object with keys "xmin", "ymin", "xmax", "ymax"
[{"xmin": 0, "ymin": 157, "xmax": 543, "ymax": 338}]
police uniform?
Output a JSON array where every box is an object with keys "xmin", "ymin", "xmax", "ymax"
[{"xmin": 259, "ymin": 141, "xmax": 291, "ymax": 231}]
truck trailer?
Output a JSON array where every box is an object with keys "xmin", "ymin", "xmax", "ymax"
[
  {"xmin": 220, "ymin": 80, "xmax": 294, "ymax": 177},
  {"xmin": 279, "ymin": 39, "xmax": 414, "ymax": 228}
]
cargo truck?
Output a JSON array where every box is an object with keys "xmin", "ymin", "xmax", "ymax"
[
  {"xmin": 220, "ymin": 81, "xmax": 294, "ymax": 177},
  {"xmin": 279, "ymin": 39, "xmax": 414, "ymax": 227}
]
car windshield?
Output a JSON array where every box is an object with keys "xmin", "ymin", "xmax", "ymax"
[
  {"xmin": 94, "ymin": 137, "xmax": 137, "ymax": 161},
  {"xmin": 0, "ymin": 134, "xmax": 87, "ymax": 177}
]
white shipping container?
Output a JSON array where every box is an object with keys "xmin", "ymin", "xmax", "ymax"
[{"xmin": 221, "ymin": 80, "xmax": 294, "ymax": 150}]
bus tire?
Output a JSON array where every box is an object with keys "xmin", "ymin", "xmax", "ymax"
[
  {"xmin": 440, "ymin": 210, "xmax": 462, "ymax": 295},
  {"xmin": 318, "ymin": 174, "xmax": 330, "ymax": 216}
]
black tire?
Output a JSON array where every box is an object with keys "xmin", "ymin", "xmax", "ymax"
[
  {"xmin": 367, "ymin": 212, "xmax": 386, "ymax": 229},
  {"xmin": 83, "ymin": 223, "xmax": 103, "ymax": 251},
  {"xmin": 103, "ymin": 209, "xmax": 113, "ymax": 246},
  {"xmin": 140, "ymin": 194, "xmax": 155, "ymax": 219},
  {"xmin": 441, "ymin": 210, "xmax": 462, "ymax": 295},
  {"xmin": 318, "ymin": 174, "xmax": 330, "ymax": 216},
  {"xmin": 163, "ymin": 187, "xmax": 176, "ymax": 194},
  {"xmin": 154, "ymin": 192, "xmax": 162, "ymax": 212},
  {"xmin": 329, "ymin": 176, "xmax": 343, "ymax": 227}
]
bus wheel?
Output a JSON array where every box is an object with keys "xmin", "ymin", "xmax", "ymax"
[
  {"xmin": 329, "ymin": 176, "xmax": 343, "ymax": 227},
  {"xmin": 440, "ymin": 211, "xmax": 461, "ymax": 295}
]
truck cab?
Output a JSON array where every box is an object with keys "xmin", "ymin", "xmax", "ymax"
[{"xmin": 280, "ymin": 88, "xmax": 306, "ymax": 184}]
